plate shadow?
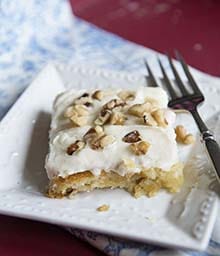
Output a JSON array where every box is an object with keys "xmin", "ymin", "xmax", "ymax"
[{"xmin": 23, "ymin": 111, "xmax": 51, "ymax": 193}]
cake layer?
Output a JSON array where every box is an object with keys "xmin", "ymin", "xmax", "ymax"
[{"xmin": 47, "ymin": 164, "xmax": 184, "ymax": 199}]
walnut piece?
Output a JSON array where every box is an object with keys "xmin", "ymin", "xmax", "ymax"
[
  {"xmin": 151, "ymin": 109, "xmax": 168, "ymax": 127},
  {"xmin": 183, "ymin": 134, "xmax": 195, "ymax": 145},
  {"xmin": 118, "ymin": 90, "xmax": 135, "ymax": 101},
  {"xmin": 122, "ymin": 130, "xmax": 141, "ymax": 143},
  {"xmin": 84, "ymin": 126, "xmax": 115, "ymax": 150},
  {"xmin": 67, "ymin": 140, "xmax": 85, "ymax": 155},
  {"xmin": 92, "ymin": 90, "xmax": 104, "ymax": 101},
  {"xmin": 70, "ymin": 115, "xmax": 88, "ymax": 127},
  {"xmin": 64, "ymin": 103, "xmax": 89, "ymax": 127},
  {"xmin": 99, "ymin": 134, "xmax": 116, "ymax": 148},
  {"xmin": 83, "ymin": 126, "xmax": 104, "ymax": 142},
  {"xmin": 143, "ymin": 113, "xmax": 157, "ymax": 126},
  {"xmin": 94, "ymin": 110, "xmax": 111, "ymax": 125},
  {"xmin": 128, "ymin": 102, "xmax": 152, "ymax": 117},
  {"xmin": 109, "ymin": 111, "xmax": 126, "ymax": 125},
  {"xmin": 91, "ymin": 134, "xmax": 115, "ymax": 150},
  {"xmin": 175, "ymin": 125, "xmax": 195, "ymax": 145},
  {"xmin": 129, "ymin": 141, "xmax": 150, "ymax": 155},
  {"xmin": 102, "ymin": 99, "xmax": 126, "ymax": 111},
  {"xmin": 97, "ymin": 204, "xmax": 110, "ymax": 212}
]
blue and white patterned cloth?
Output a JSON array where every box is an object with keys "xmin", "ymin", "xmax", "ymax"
[{"xmin": 0, "ymin": 1, "xmax": 219, "ymax": 255}]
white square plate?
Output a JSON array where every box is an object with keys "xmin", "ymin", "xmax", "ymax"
[{"xmin": 0, "ymin": 64, "xmax": 218, "ymax": 251}]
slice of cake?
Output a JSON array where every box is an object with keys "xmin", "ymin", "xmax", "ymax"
[{"xmin": 45, "ymin": 87, "xmax": 184, "ymax": 198}]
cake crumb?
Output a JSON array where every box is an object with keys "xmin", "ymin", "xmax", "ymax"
[
  {"xmin": 145, "ymin": 216, "xmax": 156, "ymax": 223},
  {"xmin": 97, "ymin": 204, "xmax": 110, "ymax": 212}
]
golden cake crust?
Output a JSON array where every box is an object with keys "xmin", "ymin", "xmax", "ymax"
[{"xmin": 47, "ymin": 163, "xmax": 184, "ymax": 198}]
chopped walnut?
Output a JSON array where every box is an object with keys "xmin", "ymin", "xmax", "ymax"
[
  {"xmin": 175, "ymin": 125, "xmax": 195, "ymax": 145},
  {"xmin": 99, "ymin": 134, "xmax": 116, "ymax": 148},
  {"xmin": 92, "ymin": 90, "xmax": 104, "ymax": 101},
  {"xmin": 70, "ymin": 115, "xmax": 88, "ymax": 127},
  {"xmin": 94, "ymin": 110, "xmax": 111, "ymax": 125},
  {"xmin": 183, "ymin": 134, "xmax": 195, "ymax": 145},
  {"xmin": 83, "ymin": 126, "xmax": 104, "ymax": 142},
  {"xmin": 151, "ymin": 109, "xmax": 168, "ymax": 127},
  {"xmin": 64, "ymin": 103, "xmax": 90, "ymax": 127},
  {"xmin": 94, "ymin": 125, "xmax": 104, "ymax": 134},
  {"xmin": 143, "ymin": 113, "xmax": 157, "ymax": 126},
  {"xmin": 90, "ymin": 135, "xmax": 105, "ymax": 150},
  {"xmin": 94, "ymin": 98, "xmax": 126, "ymax": 126},
  {"xmin": 91, "ymin": 134, "xmax": 115, "ymax": 150},
  {"xmin": 128, "ymin": 102, "xmax": 152, "ymax": 117},
  {"xmin": 67, "ymin": 140, "xmax": 85, "ymax": 155},
  {"xmin": 175, "ymin": 125, "xmax": 186, "ymax": 142},
  {"xmin": 122, "ymin": 130, "xmax": 141, "ymax": 143},
  {"xmin": 129, "ymin": 141, "xmax": 150, "ymax": 155},
  {"xmin": 97, "ymin": 204, "xmax": 110, "ymax": 212},
  {"xmin": 84, "ymin": 126, "xmax": 115, "ymax": 150},
  {"xmin": 109, "ymin": 111, "xmax": 126, "ymax": 125},
  {"xmin": 118, "ymin": 90, "xmax": 135, "ymax": 101},
  {"xmin": 103, "ymin": 99, "xmax": 126, "ymax": 111}
]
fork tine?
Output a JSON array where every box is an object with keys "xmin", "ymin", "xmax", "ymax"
[
  {"xmin": 157, "ymin": 57, "xmax": 177, "ymax": 99},
  {"xmin": 144, "ymin": 59, "xmax": 159, "ymax": 87},
  {"xmin": 167, "ymin": 53, "xmax": 189, "ymax": 96},
  {"xmin": 175, "ymin": 50, "xmax": 202, "ymax": 95}
]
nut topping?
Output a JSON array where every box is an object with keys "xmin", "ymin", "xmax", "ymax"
[
  {"xmin": 67, "ymin": 140, "xmax": 85, "ymax": 155},
  {"xmin": 102, "ymin": 99, "xmax": 126, "ymax": 111},
  {"xmin": 83, "ymin": 126, "xmax": 114, "ymax": 150},
  {"xmin": 109, "ymin": 111, "xmax": 126, "ymax": 125},
  {"xmin": 64, "ymin": 103, "xmax": 90, "ymax": 127},
  {"xmin": 122, "ymin": 130, "xmax": 141, "ymax": 143},
  {"xmin": 175, "ymin": 125, "xmax": 195, "ymax": 145},
  {"xmin": 94, "ymin": 110, "xmax": 111, "ymax": 125},
  {"xmin": 97, "ymin": 204, "xmax": 110, "ymax": 212},
  {"xmin": 118, "ymin": 90, "xmax": 135, "ymax": 101},
  {"xmin": 143, "ymin": 113, "xmax": 157, "ymax": 126},
  {"xmin": 70, "ymin": 115, "xmax": 88, "ymax": 127},
  {"xmin": 83, "ymin": 126, "xmax": 104, "ymax": 142},
  {"xmin": 99, "ymin": 134, "xmax": 116, "ymax": 148},
  {"xmin": 151, "ymin": 109, "xmax": 168, "ymax": 127},
  {"xmin": 129, "ymin": 141, "xmax": 150, "ymax": 155},
  {"xmin": 91, "ymin": 134, "xmax": 115, "ymax": 150},
  {"xmin": 183, "ymin": 134, "xmax": 195, "ymax": 145},
  {"xmin": 92, "ymin": 90, "xmax": 104, "ymax": 101},
  {"xmin": 128, "ymin": 102, "xmax": 152, "ymax": 117}
]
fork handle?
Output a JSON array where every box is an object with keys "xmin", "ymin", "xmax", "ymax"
[
  {"xmin": 191, "ymin": 110, "xmax": 220, "ymax": 182},
  {"xmin": 203, "ymin": 133, "xmax": 220, "ymax": 182}
]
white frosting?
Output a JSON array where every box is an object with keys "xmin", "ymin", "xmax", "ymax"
[{"xmin": 45, "ymin": 87, "xmax": 179, "ymax": 179}]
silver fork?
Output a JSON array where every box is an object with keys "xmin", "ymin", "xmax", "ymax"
[{"xmin": 144, "ymin": 52, "xmax": 220, "ymax": 183}]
